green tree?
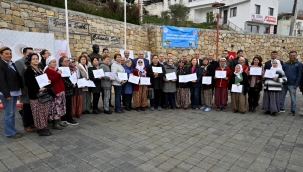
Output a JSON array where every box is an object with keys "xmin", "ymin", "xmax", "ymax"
[{"xmin": 162, "ymin": 3, "xmax": 190, "ymax": 26}]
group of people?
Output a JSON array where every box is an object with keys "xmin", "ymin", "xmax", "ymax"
[{"xmin": 0, "ymin": 44, "xmax": 302, "ymax": 139}]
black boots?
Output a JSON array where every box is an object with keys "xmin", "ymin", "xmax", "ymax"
[{"xmin": 52, "ymin": 120, "xmax": 64, "ymax": 130}]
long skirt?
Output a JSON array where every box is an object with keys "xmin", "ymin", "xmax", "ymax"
[
  {"xmin": 215, "ymin": 87, "xmax": 228, "ymax": 107},
  {"xmin": 133, "ymin": 85, "xmax": 148, "ymax": 108},
  {"xmin": 175, "ymin": 88, "xmax": 190, "ymax": 108},
  {"xmin": 49, "ymin": 91, "xmax": 66, "ymax": 120},
  {"xmin": 30, "ymin": 99, "xmax": 51, "ymax": 129},
  {"xmin": 263, "ymin": 90, "xmax": 280, "ymax": 113},
  {"xmin": 82, "ymin": 91, "xmax": 91, "ymax": 111},
  {"xmin": 201, "ymin": 88, "xmax": 212, "ymax": 107},
  {"xmin": 231, "ymin": 93, "xmax": 248, "ymax": 112},
  {"xmin": 71, "ymin": 94, "xmax": 82, "ymax": 118}
]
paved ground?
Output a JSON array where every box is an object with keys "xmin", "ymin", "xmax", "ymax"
[{"xmin": 0, "ymin": 92, "xmax": 303, "ymax": 172}]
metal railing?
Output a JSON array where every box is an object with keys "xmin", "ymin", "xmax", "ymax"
[{"xmin": 220, "ymin": 19, "xmax": 244, "ymax": 32}]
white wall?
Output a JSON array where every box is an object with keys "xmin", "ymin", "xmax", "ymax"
[
  {"xmin": 251, "ymin": 0, "xmax": 278, "ymax": 24},
  {"xmin": 228, "ymin": 1, "xmax": 252, "ymax": 30}
]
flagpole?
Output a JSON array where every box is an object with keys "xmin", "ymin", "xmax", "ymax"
[
  {"xmin": 65, "ymin": 0, "xmax": 70, "ymax": 57},
  {"xmin": 124, "ymin": 0, "xmax": 127, "ymax": 49}
]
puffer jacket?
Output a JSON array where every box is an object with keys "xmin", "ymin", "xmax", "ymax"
[
  {"xmin": 99, "ymin": 61, "xmax": 112, "ymax": 90},
  {"xmin": 163, "ymin": 65, "xmax": 177, "ymax": 93}
]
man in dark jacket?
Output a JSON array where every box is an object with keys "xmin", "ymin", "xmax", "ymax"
[
  {"xmin": 264, "ymin": 51, "xmax": 283, "ymax": 70},
  {"xmin": 194, "ymin": 50, "xmax": 203, "ymax": 66},
  {"xmin": 131, "ymin": 51, "xmax": 150, "ymax": 69},
  {"xmin": 280, "ymin": 51, "xmax": 302, "ymax": 116},
  {"xmin": 0, "ymin": 46, "xmax": 24, "ymax": 138},
  {"xmin": 232, "ymin": 50, "xmax": 249, "ymax": 66}
]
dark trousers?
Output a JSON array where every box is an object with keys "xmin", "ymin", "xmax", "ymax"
[
  {"xmin": 92, "ymin": 93, "xmax": 100, "ymax": 110},
  {"xmin": 248, "ymin": 88, "xmax": 260, "ymax": 108},
  {"xmin": 62, "ymin": 96, "xmax": 73, "ymax": 122},
  {"xmin": 124, "ymin": 94, "xmax": 132, "ymax": 109},
  {"xmin": 22, "ymin": 103, "xmax": 34, "ymax": 127},
  {"xmin": 114, "ymin": 86, "xmax": 122, "ymax": 111},
  {"xmin": 190, "ymin": 87, "xmax": 200, "ymax": 108},
  {"xmin": 150, "ymin": 89, "xmax": 162, "ymax": 108},
  {"xmin": 165, "ymin": 92, "xmax": 175, "ymax": 109},
  {"xmin": 161, "ymin": 91, "xmax": 166, "ymax": 107}
]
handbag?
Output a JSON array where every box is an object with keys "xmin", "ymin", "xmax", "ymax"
[
  {"xmin": 36, "ymin": 88, "xmax": 55, "ymax": 104},
  {"xmin": 147, "ymin": 88, "xmax": 154, "ymax": 99}
]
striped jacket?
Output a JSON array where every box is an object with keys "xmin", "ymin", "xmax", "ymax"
[{"xmin": 264, "ymin": 69, "xmax": 287, "ymax": 91}]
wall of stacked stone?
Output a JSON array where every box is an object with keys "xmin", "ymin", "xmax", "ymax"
[
  {"xmin": 0, "ymin": 0, "xmax": 149, "ymax": 58},
  {"xmin": 1, "ymin": 0, "xmax": 303, "ymax": 63}
]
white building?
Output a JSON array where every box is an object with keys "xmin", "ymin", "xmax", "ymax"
[{"xmin": 143, "ymin": 0, "xmax": 279, "ymax": 34}]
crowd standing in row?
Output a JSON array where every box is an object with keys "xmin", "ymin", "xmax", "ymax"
[{"xmin": 0, "ymin": 45, "xmax": 302, "ymax": 139}]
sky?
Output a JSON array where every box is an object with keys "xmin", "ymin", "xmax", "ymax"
[{"xmin": 279, "ymin": 0, "xmax": 302, "ymax": 13}]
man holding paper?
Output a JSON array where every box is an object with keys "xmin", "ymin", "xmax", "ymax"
[{"xmin": 214, "ymin": 58, "xmax": 232, "ymax": 112}]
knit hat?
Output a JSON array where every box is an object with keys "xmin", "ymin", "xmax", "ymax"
[
  {"xmin": 46, "ymin": 56, "xmax": 56, "ymax": 66},
  {"xmin": 237, "ymin": 49, "xmax": 243, "ymax": 54}
]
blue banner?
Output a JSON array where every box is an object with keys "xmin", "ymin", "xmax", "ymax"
[{"xmin": 162, "ymin": 26, "xmax": 198, "ymax": 48}]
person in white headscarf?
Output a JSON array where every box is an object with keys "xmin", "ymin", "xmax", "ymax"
[
  {"xmin": 131, "ymin": 59, "xmax": 148, "ymax": 111},
  {"xmin": 263, "ymin": 59, "xmax": 287, "ymax": 116},
  {"xmin": 228, "ymin": 64, "xmax": 249, "ymax": 114}
]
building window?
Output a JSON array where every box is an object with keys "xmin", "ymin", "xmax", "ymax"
[
  {"xmin": 268, "ymin": 8, "xmax": 274, "ymax": 16},
  {"xmin": 206, "ymin": 12, "xmax": 213, "ymax": 23},
  {"xmin": 230, "ymin": 7, "xmax": 237, "ymax": 17},
  {"xmin": 247, "ymin": 24, "xmax": 259, "ymax": 33},
  {"xmin": 255, "ymin": 5, "xmax": 261, "ymax": 14}
]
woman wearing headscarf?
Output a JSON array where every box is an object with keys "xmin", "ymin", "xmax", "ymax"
[
  {"xmin": 163, "ymin": 58, "xmax": 177, "ymax": 109},
  {"xmin": 214, "ymin": 58, "xmax": 232, "ymax": 112},
  {"xmin": 44, "ymin": 57, "xmax": 67, "ymax": 130},
  {"xmin": 189, "ymin": 58, "xmax": 202, "ymax": 110},
  {"xmin": 175, "ymin": 59, "xmax": 190, "ymax": 109},
  {"xmin": 70, "ymin": 57, "xmax": 83, "ymax": 118},
  {"xmin": 200, "ymin": 57, "xmax": 213, "ymax": 112},
  {"xmin": 132, "ymin": 59, "xmax": 148, "ymax": 111},
  {"xmin": 228, "ymin": 64, "xmax": 249, "ymax": 114},
  {"xmin": 263, "ymin": 59, "xmax": 287, "ymax": 116},
  {"xmin": 123, "ymin": 59, "xmax": 133, "ymax": 111},
  {"xmin": 248, "ymin": 55, "xmax": 263, "ymax": 112},
  {"xmin": 24, "ymin": 53, "xmax": 53, "ymax": 136},
  {"xmin": 59, "ymin": 56, "xmax": 78, "ymax": 125},
  {"xmin": 77, "ymin": 54, "xmax": 91, "ymax": 114}
]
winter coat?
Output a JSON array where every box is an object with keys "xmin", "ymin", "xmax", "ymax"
[
  {"xmin": 264, "ymin": 69, "xmax": 287, "ymax": 91},
  {"xmin": 123, "ymin": 65, "xmax": 133, "ymax": 94},
  {"xmin": 99, "ymin": 61, "xmax": 112, "ymax": 90},
  {"xmin": 15, "ymin": 57, "xmax": 30, "ymax": 103},
  {"xmin": 201, "ymin": 64, "xmax": 213, "ymax": 90},
  {"xmin": 214, "ymin": 66, "xmax": 232, "ymax": 88},
  {"xmin": 111, "ymin": 60, "xmax": 126, "ymax": 86},
  {"xmin": 176, "ymin": 65, "xmax": 190, "ymax": 88},
  {"xmin": 283, "ymin": 60, "xmax": 302, "ymax": 86},
  {"xmin": 189, "ymin": 65, "xmax": 202, "ymax": 88},
  {"xmin": 88, "ymin": 66, "xmax": 102, "ymax": 93},
  {"xmin": 147, "ymin": 62, "xmax": 165, "ymax": 90},
  {"xmin": 44, "ymin": 67, "xmax": 65, "ymax": 94},
  {"xmin": 77, "ymin": 63, "xmax": 89, "ymax": 91},
  {"xmin": 132, "ymin": 67, "xmax": 148, "ymax": 91},
  {"xmin": 228, "ymin": 72, "xmax": 249, "ymax": 95},
  {"xmin": 163, "ymin": 65, "xmax": 177, "ymax": 93}
]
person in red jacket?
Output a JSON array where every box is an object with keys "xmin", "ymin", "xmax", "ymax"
[
  {"xmin": 214, "ymin": 58, "xmax": 232, "ymax": 112},
  {"xmin": 44, "ymin": 57, "xmax": 67, "ymax": 130}
]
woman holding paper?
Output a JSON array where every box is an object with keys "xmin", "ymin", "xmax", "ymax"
[
  {"xmin": 24, "ymin": 53, "xmax": 52, "ymax": 136},
  {"xmin": 111, "ymin": 54, "xmax": 126, "ymax": 113},
  {"xmin": 88, "ymin": 57, "xmax": 103, "ymax": 114},
  {"xmin": 132, "ymin": 59, "xmax": 148, "ymax": 111},
  {"xmin": 44, "ymin": 57, "xmax": 67, "ymax": 130},
  {"xmin": 147, "ymin": 55, "xmax": 165, "ymax": 111},
  {"xmin": 99, "ymin": 54, "xmax": 113, "ymax": 114},
  {"xmin": 247, "ymin": 56, "xmax": 263, "ymax": 112},
  {"xmin": 123, "ymin": 59, "xmax": 133, "ymax": 111},
  {"xmin": 175, "ymin": 59, "xmax": 190, "ymax": 109},
  {"xmin": 200, "ymin": 58, "xmax": 213, "ymax": 112},
  {"xmin": 77, "ymin": 54, "xmax": 91, "ymax": 114},
  {"xmin": 263, "ymin": 60, "xmax": 286, "ymax": 116},
  {"xmin": 214, "ymin": 58, "xmax": 232, "ymax": 111},
  {"xmin": 189, "ymin": 58, "xmax": 202, "ymax": 110},
  {"xmin": 228, "ymin": 64, "xmax": 249, "ymax": 114},
  {"xmin": 163, "ymin": 58, "xmax": 177, "ymax": 109},
  {"xmin": 59, "ymin": 56, "xmax": 78, "ymax": 125},
  {"xmin": 70, "ymin": 57, "xmax": 83, "ymax": 118}
]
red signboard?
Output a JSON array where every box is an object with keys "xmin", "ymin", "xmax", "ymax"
[{"xmin": 264, "ymin": 16, "xmax": 276, "ymax": 24}]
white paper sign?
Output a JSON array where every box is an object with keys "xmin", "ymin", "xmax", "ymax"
[
  {"xmin": 93, "ymin": 69, "xmax": 105, "ymax": 78},
  {"xmin": 264, "ymin": 69, "xmax": 276, "ymax": 78},
  {"xmin": 69, "ymin": 72, "xmax": 78, "ymax": 84},
  {"xmin": 202, "ymin": 76, "xmax": 212, "ymax": 84},
  {"xmin": 231, "ymin": 84, "xmax": 243, "ymax": 93},
  {"xmin": 250, "ymin": 67, "xmax": 262, "ymax": 75},
  {"xmin": 58, "ymin": 67, "xmax": 71, "ymax": 77},
  {"xmin": 35, "ymin": 74, "xmax": 49, "ymax": 88},
  {"xmin": 87, "ymin": 80, "xmax": 96, "ymax": 87},
  {"xmin": 105, "ymin": 72, "xmax": 115, "ymax": 79},
  {"xmin": 118, "ymin": 72, "xmax": 128, "ymax": 80},
  {"xmin": 179, "ymin": 75, "xmax": 187, "ymax": 83},
  {"xmin": 187, "ymin": 73, "xmax": 197, "ymax": 81},
  {"xmin": 215, "ymin": 71, "xmax": 226, "ymax": 78},
  {"xmin": 128, "ymin": 75, "xmax": 140, "ymax": 84},
  {"xmin": 140, "ymin": 77, "xmax": 150, "ymax": 85},
  {"xmin": 165, "ymin": 72, "xmax": 177, "ymax": 80},
  {"xmin": 152, "ymin": 66, "xmax": 163, "ymax": 73},
  {"xmin": 77, "ymin": 78, "xmax": 87, "ymax": 88}
]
